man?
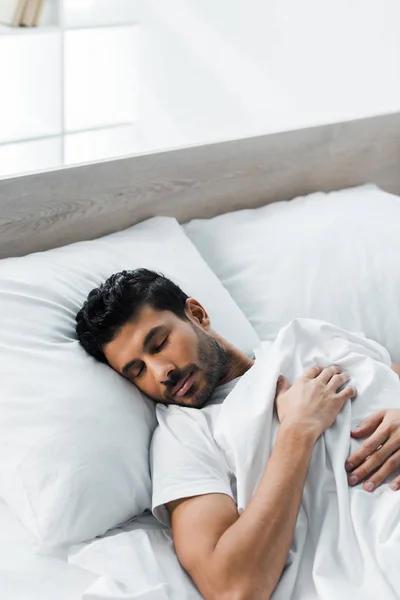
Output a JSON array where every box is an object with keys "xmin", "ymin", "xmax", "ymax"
[{"xmin": 76, "ymin": 269, "xmax": 400, "ymax": 600}]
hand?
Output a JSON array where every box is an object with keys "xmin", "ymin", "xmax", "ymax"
[
  {"xmin": 346, "ymin": 409, "xmax": 400, "ymax": 492},
  {"xmin": 275, "ymin": 365, "xmax": 357, "ymax": 440}
]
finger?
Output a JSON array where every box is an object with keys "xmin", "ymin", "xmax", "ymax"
[
  {"xmin": 335, "ymin": 384, "xmax": 357, "ymax": 404},
  {"xmin": 347, "ymin": 437, "xmax": 396, "ymax": 486},
  {"xmin": 332, "ymin": 385, "xmax": 356, "ymax": 416},
  {"xmin": 318, "ymin": 365, "xmax": 342, "ymax": 384},
  {"xmin": 390, "ymin": 474, "xmax": 400, "ymax": 491},
  {"xmin": 275, "ymin": 375, "xmax": 291, "ymax": 397},
  {"xmin": 361, "ymin": 448, "xmax": 400, "ymax": 492},
  {"xmin": 303, "ymin": 365, "xmax": 324, "ymax": 380},
  {"xmin": 346, "ymin": 424, "xmax": 390, "ymax": 472},
  {"xmin": 327, "ymin": 372, "xmax": 351, "ymax": 392},
  {"xmin": 333, "ymin": 386, "xmax": 357, "ymax": 412},
  {"xmin": 350, "ymin": 411, "xmax": 385, "ymax": 439}
]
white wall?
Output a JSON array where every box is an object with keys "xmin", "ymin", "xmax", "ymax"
[{"xmin": 139, "ymin": 0, "xmax": 400, "ymax": 152}]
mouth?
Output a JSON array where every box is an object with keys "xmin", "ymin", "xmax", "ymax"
[{"xmin": 171, "ymin": 371, "xmax": 195, "ymax": 398}]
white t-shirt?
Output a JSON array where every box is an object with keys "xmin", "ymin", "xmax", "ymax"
[{"xmin": 151, "ymin": 377, "xmax": 241, "ymax": 526}]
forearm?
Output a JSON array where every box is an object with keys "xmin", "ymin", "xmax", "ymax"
[{"xmin": 210, "ymin": 424, "xmax": 316, "ymax": 600}]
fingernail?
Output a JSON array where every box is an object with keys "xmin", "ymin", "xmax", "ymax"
[
  {"xmin": 391, "ymin": 482, "xmax": 399, "ymax": 491},
  {"xmin": 349, "ymin": 475, "xmax": 358, "ymax": 485},
  {"xmin": 345, "ymin": 462, "xmax": 354, "ymax": 472},
  {"xmin": 365, "ymin": 481, "xmax": 375, "ymax": 492}
]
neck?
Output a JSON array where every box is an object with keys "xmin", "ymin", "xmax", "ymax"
[{"xmin": 214, "ymin": 332, "xmax": 254, "ymax": 385}]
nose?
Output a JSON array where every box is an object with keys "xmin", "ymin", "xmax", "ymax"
[{"xmin": 149, "ymin": 357, "xmax": 175, "ymax": 385}]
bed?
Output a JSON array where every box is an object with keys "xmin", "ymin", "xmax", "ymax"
[{"xmin": 1, "ymin": 112, "xmax": 400, "ymax": 600}]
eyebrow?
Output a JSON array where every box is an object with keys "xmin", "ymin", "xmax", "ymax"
[{"xmin": 121, "ymin": 325, "xmax": 164, "ymax": 376}]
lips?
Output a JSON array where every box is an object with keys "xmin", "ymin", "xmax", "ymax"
[{"xmin": 172, "ymin": 371, "xmax": 195, "ymax": 398}]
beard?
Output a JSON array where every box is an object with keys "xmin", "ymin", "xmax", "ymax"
[{"xmin": 163, "ymin": 326, "xmax": 229, "ymax": 408}]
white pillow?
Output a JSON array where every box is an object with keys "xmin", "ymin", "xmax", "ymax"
[
  {"xmin": 0, "ymin": 217, "xmax": 258, "ymax": 549},
  {"xmin": 185, "ymin": 185, "xmax": 400, "ymax": 362}
]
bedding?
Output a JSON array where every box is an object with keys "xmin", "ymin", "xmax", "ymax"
[
  {"xmin": 0, "ymin": 497, "xmax": 96, "ymax": 600},
  {"xmin": 0, "ymin": 495, "xmax": 188, "ymax": 600},
  {"xmin": 184, "ymin": 184, "xmax": 400, "ymax": 362},
  {"xmin": 65, "ymin": 319, "xmax": 400, "ymax": 600},
  {"xmin": 68, "ymin": 513, "xmax": 202, "ymax": 600},
  {"xmin": 214, "ymin": 318, "xmax": 400, "ymax": 599},
  {"xmin": 0, "ymin": 216, "xmax": 258, "ymax": 550}
]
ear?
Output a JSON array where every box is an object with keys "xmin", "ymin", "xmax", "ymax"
[{"xmin": 185, "ymin": 298, "xmax": 211, "ymax": 331}]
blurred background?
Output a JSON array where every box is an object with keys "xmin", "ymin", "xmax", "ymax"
[{"xmin": 1, "ymin": 0, "xmax": 400, "ymax": 179}]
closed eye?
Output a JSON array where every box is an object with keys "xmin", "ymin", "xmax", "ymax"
[
  {"xmin": 153, "ymin": 336, "xmax": 169, "ymax": 353},
  {"xmin": 128, "ymin": 335, "xmax": 169, "ymax": 379},
  {"xmin": 137, "ymin": 367, "xmax": 144, "ymax": 378},
  {"xmin": 133, "ymin": 363, "xmax": 145, "ymax": 379}
]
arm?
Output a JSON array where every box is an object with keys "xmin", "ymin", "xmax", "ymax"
[
  {"xmin": 169, "ymin": 366, "xmax": 355, "ymax": 600},
  {"xmin": 170, "ymin": 424, "xmax": 316, "ymax": 600}
]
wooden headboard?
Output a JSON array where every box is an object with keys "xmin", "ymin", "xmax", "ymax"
[{"xmin": 1, "ymin": 112, "xmax": 400, "ymax": 259}]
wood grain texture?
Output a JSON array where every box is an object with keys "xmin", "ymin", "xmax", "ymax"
[{"xmin": 1, "ymin": 112, "xmax": 400, "ymax": 258}]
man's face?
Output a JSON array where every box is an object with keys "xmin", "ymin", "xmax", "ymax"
[{"xmin": 103, "ymin": 300, "xmax": 228, "ymax": 408}]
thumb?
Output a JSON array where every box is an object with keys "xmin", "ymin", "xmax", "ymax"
[
  {"xmin": 276, "ymin": 375, "xmax": 291, "ymax": 397},
  {"xmin": 351, "ymin": 410, "xmax": 385, "ymax": 438}
]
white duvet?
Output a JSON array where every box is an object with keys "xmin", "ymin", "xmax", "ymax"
[
  {"xmin": 215, "ymin": 318, "xmax": 400, "ymax": 599},
  {"xmin": 71, "ymin": 319, "xmax": 400, "ymax": 599}
]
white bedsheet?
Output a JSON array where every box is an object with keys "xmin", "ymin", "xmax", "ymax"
[
  {"xmin": 0, "ymin": 497, "xmax": 96, "ymax": 600},
  {"xmin": 215, "ymin": 318, "xmax": 400, "ymax": 599},
  {"xmin": 68, "ymin": 514, "xmax": 202, "ymax": 600}
]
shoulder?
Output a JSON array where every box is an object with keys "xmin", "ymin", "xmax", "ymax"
[
  {"xmin": 150, "ymin": 405, "xmax": 224, "ymax": 479},
  {"xmin": 151, "ymin": 403, "xmax": 215, "ymax": 453},
  {"xmin": 151, "ymin": 404, "xmax": 234, "ymax": 526}
]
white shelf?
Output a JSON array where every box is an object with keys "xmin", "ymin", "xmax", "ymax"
[
  {"xmin": 0, "ymin": 22, "xmax": 138, "ymax": 35},
  {"xmin": 0, "ymin": 0, "xmax": 59, "ymax": 31},
  {"xmin": 0, "ymin": 0, "xmax": 139, "ymax": 176},
  {"xmin": 0, "ymin": 24, "xmax": 59, "ymax": 35},
  {"xmin": 0, "ymin": 0, "xmax": 138, "ymax": 34}
]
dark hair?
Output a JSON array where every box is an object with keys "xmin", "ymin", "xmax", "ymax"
[{"xmin": 75, "ymin": 269, "xmax": 189, "ymax": 363}]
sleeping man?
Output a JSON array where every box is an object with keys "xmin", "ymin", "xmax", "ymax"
[{"xmin": 76, "ymin": 269, "xmax": 400, "ymax": 600}]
